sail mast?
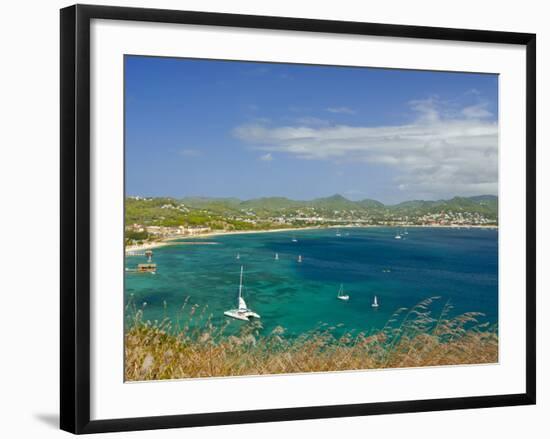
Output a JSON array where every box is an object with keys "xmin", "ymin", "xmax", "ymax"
[{"xmin": 238, "ymin": 265, "xmax": 243, "ymax": 299}]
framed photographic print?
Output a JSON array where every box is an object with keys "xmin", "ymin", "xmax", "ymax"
[{"xmin": 60, "ymin": 4, "xmax": 536, "ymax": 434}]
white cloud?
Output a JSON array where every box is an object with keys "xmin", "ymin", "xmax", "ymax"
[
  {"xmin": 326, "ymin": 106, "xmax": 356, "ymax": 115},
  {"xmin": 234, "ymin": 98, "xmax": 498, "ymax": 198},
  {"xmin": 408, "ymin": 97, "xmax": 441, "ymax": 123},
  {"xmin": 461, "ymin": 102, "xmax": 493, "ymax": 119},
  {"xmin": 259, "ymin": 153, "xmax": 273, "ymax": 161}
]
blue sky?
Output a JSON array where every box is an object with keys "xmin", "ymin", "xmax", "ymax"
[{"xmin": 125, "ymin": 56, "xmax": 498, "ymax": 204}]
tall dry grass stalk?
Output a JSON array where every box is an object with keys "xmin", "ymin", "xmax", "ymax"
[{"xmin": 124, "ymin": 297, "xmax": 498, "ymax": 381}]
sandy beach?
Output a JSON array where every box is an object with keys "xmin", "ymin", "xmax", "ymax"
[{"xmin": 124, "ymin": 226, "xmax": 323, "ymax": 253}]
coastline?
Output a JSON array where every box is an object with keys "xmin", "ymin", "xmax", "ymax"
[
  {"xmin": 125, "ymin": 226, "xmax": 323, "ymax": 253},
  {"xmin": 125, "ymin": 224, "xmax": 498, "ymax": 254}
]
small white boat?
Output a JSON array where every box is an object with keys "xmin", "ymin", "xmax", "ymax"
[
  {"xmin": 372, "ymin": 295, "xmax": 379, "ymax": 308},
  {"xmin": 291, "ymin": 235, "xmax": 298, "ymax": 242},
  {"xmin": 335, "ymin": 229, "xmax": 341, "ymax": 237},
  {"xmin": 275, "ymin": 253, "xmax": 279, "ymax": 260},
  {"xmin": 404, "ymin": 229, "xmax": 409, "ymax": 235},
  {"xmin": 236, "ymin": 253, "xmax": 240, "ymax": 260},
  {"xmin": 394, "ymin": 234, "xmax": 402, "ymax": 239},
  {"xmin": 337, "ymin": 284, "xmax": 349, "ymax": 301},
  {"xmin": 297, "ymin": 255, "xmax": 303, "ymax": 263},
  {"xmin": 224, "ymin": 266, "xmax": 260, "ymax": 321}
]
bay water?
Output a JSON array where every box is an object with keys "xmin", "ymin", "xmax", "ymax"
[{"xmin": 125, "ymin": 227, "xmax": 498, "ymax": 337}]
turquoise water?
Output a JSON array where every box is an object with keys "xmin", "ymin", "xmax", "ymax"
[{"xmin": 125, "ymin": 227, "xmax": 498, "ymax": 336}]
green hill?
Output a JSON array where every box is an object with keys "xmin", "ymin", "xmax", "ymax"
[
  {"xmin": 309, "ymin": 194, "xmax": 361, "ymax": 210},
  {"xmin": 357, "ymin": 198, "xmax": 385, "ymax": 209},
  {"xmin": 125, "ymin": 193, "xmax": 498, "ymax": 229}
]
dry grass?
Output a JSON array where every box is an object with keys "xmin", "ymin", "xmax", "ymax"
[{"xmin": 124, "ymin": 297, "xmax": 498, "ymax": 381}]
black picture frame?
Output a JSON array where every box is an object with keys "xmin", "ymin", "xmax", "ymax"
[{"xmin": 60, "ymin": 4, "xmax": 536, "ymax": 434}]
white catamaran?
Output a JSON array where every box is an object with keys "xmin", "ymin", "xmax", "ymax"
[
  {"xmin": 224, "ymin": 266, "xmax": 260, "ymax": 321},
  {"xmin": 337, "ymin": 284, "xmax": 350, "ymax": 301}
]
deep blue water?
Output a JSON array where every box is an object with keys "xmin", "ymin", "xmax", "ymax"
[{"xmin": 124, "ymin": 227, "xmax": 498, "ymax": 336}]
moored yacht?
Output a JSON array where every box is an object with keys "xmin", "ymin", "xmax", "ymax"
[
  {"xmin": 224, "ymin": 266, "xmax": 260, "ymax": 321},
  {"xmin": 337, "ymin": 284, "xmax": 350, "ymax": 301}
]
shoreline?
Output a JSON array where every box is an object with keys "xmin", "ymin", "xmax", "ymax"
[
  {"xmin": 125, "ymin": 226, "xmax": 323, "ymax": 253},
  {"xmin": 125, "ymin": 224, "xmax": 498, "ymax": 254}
]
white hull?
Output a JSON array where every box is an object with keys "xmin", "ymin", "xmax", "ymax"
[
  {"xmin": 224, "ymin": 309, "xmax": 261, "ymax": 321},
  {"xmin": 337, "ymin": 284, "xmax": 349, "ymax": 301}
]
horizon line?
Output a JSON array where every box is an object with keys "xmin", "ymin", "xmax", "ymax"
[{"xmin": 126, "ymin": 193, "xmax": 498, "ymax": 206}]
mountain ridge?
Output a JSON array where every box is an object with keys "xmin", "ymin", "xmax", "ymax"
[{"xmin": 172, "ymin": 193, "xmax": 497, "ymax": 209}]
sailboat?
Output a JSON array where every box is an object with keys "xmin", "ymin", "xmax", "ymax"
[
  {"xmin": 236, "ymin": 253, "xmax": 240, "ymax": 260},
  {"xmin": 404, "ymin": 229, "xmax": 409, "ymax": 235},
  {"xmin": 297, "ymin": 255, "xmax": 303, "ymax": 263},
  {"xmin": 394, "ymin": 232, "xmax": 402, "ymax": 239},
  {"xmin": 291, "ymin": 235, "xmax": 298, "ymax": 242},
  {"xmin": 372, "ymin": 295, "xmax": 379, "ymax": 308},
  {"xmin": 335, "ymin": 228, "xmax": 342, "ymax": 237},
  {"xmin": 224, "ymin": 266, "xmax": 260, "ymax": 321},
  {"xmin": 275, "ymin": 253, "xmax": 279, "ymax": 260},
  {"xmin": 337, "ymin": 284, "xmax": 349, "ymax": 301}
]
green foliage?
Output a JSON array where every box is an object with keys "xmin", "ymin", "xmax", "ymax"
[
  {"xmin": 391, "ymin": 196, "xmax": 498, "ymax": 219},
  {"xmin": 125, "ymin": 194, "xmax": 498, "ymax": 230},
  {"xmin": 125, "ymin": 230, "xmax": 149, "ymax": 241}
]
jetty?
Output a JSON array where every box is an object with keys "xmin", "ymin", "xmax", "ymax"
[{"xmin": 126, "ymin": 250, "xmax": 157, "ymax": 274}]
